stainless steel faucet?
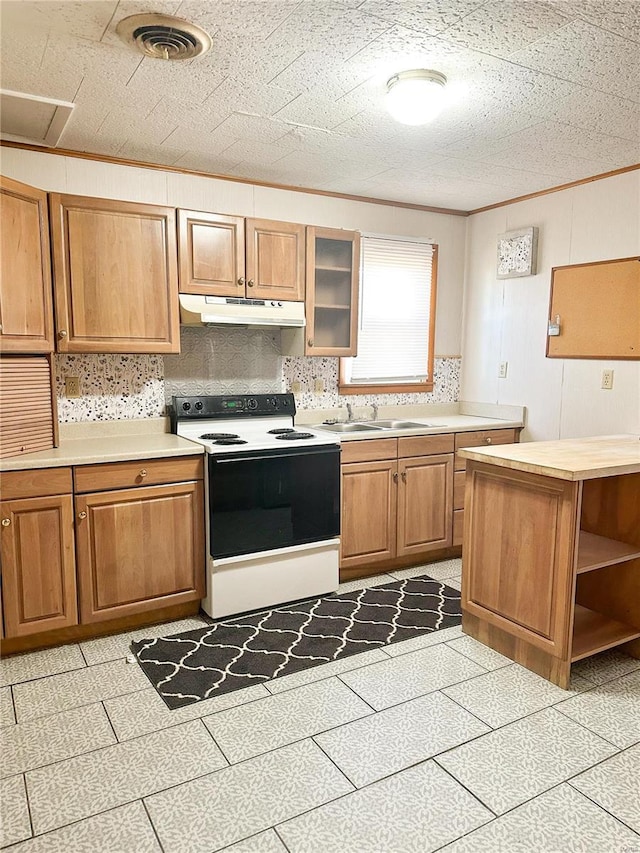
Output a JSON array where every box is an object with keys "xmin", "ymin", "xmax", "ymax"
[
  {"xmin": 371, "ymin": 403, "xmax": 378, "ymax": 421},
  {"xmin": 346, "ymin": 403, "xmax": 354, "ymax": 422}
]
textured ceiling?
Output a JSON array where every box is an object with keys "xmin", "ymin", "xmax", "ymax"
[{"xmin": 1, "ymin": 0, "xmax": 639, "ymax": 210}]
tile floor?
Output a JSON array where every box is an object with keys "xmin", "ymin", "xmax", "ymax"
[{"xmin": 1, "ymin": 560, "xmax": 639, "ymax": 853}]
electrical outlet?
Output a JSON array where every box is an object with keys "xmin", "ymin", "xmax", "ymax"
[
  {"xmin": 291, "ymin": 380, "xmax": 301, "ymax": 394},
  {"xmin": 601, "ymin": 369, "xmax": 614, "ymax": 390},
  {"xmin": 314, "ymin": 378, "xmax": 324, "ymax": 394},
  {"xmin": 64, "ymin": 376, "xmax": 81, "ymax": 398},
  {"xmin": 498, "ymin": 361, "xmax": 508, "ymax": 379}
]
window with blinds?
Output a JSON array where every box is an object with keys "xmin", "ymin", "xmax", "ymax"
[{"xmin": 341, "ymin": 236, "xmax": 437, "ymax": 390}]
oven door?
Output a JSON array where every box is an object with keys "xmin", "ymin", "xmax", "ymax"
[{"xmin": 208, "ymin": 444, "xmax": 340, "ymax": 559}]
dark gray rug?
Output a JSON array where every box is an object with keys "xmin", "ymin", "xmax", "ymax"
[{"xmin": 131, "ymin": 574, "xmax": 461, "ymax": 709}]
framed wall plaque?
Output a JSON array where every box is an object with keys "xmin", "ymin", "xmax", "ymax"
[{"xmin": 497, "ymin": 226, "xmax": 539, "ymax": 279}]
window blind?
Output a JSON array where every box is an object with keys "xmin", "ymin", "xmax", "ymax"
[{"xmin": 345, "ymin": 236, "xmax": 434, "ymax": 384}]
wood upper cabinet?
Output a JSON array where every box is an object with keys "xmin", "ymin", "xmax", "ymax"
[
  {"xmin": 177, "ymin": 210, "xmax": 245, "ymax": 296},
  {"xmin": 305, "ymin": 227, "xmax": 360, "ymax": 356},
  {"xmin": 75, "ymin": 463, "xmax": 205, "ymax": 623},
  {"xmin": 178, "ymin": 211, "xmax": 305, "ymax": 301},
  {"xmin": 397, "ymin": 454, "xmax": 453, "ymax": 556},
  {"xmin": 0, "ymin": 491, "xmax": 77, "ymax": 638},
  {"xmin": 0, "ymin": 176, "xmax": 54, "ymax": 353},
  {"xmin": 49, "ymin": 194, "xmax": 180, "ymax": 353},
  {"xmin": 245, "ymin": 218, "xmax": 305, "ymax": 301}
]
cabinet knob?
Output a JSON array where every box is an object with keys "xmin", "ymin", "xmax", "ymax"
[
  {"xmin": 247, "ymin": 279, "xmax": 255, "ymax": 288},
  {"xmin": 58, "ymin": 330, "xmax": 68, "ymax": 338},
  {"xmin": 139, "ymin": 469, "xmax": 148, "ymax": 478},
  {"xmin": 485, "ymin": 437, "xmax": 492, "ymax": 444},
  {"xmin": 237, "ymin": 277, "xmax": 246, "ymax": 286},
  {"xmin": 393, "ymin": 472, "xmax": 399, "ymax": 483},
  {"xmin": 78, "ymin": 511, "xmax": 87, "ymax": 520},
  {"xmin": 401, "ymin": 471, "xmax": 407, "ymax": 483},
  {"xmin": 1, "ymin": 518, "xmax": 11, "ymax": 527},
  {"xmin": 308, "ymin": 338, "xmax": 314, "ymax": 347}
]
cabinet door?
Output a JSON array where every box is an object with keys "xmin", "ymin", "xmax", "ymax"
[
  {"xmin": 50, "ymin": 194, "xmax": 180, "ymax": 353},
  {"xmin": 177, "ymin": 209, "xmax": 245, "ymax": 296},
  {"xmin": 75, "ymin": 481, "xmax": 205, "ymax": 623},
  {"xmin": 0, "ymin": 494, "xmax": 77, "ymax": 637},
  {"xmin": 245, "ymin": 218, "xmax": 305, "ymax": 301},
  {"xmin": 340, "ymin": 460, "xmax": 397, "ymax": 568},
  {"xmin": 0, "ymin": 176, "xmax": 54, "ymax": 352},
  {"xmin": 306, "ymin": 227, "xmax": 360, "ymax": 356},
  {"xmin": 397, "ymin": 454, "xmax": 453, "ymax": 556}
]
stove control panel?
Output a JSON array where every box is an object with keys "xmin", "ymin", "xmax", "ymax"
[{"xmin": 172, "ymin": 393, "xmax": 296, "ymax": 422}]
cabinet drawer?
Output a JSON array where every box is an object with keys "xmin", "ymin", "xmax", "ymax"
[
  {"xmin": 341, "ymin": 438, "xmax": 397, "ymax": 464},
  {"xmin": 398, "ymin": 433, "xmax": 454, "ymax": 458},
  {"xmin": 453, "ymin": 471, "xmax": 466, "ymax": 510},
  {"xmin": 74, "ymin": 456, "xmax": 203, "ymax": 493},
  {"xmin": 455, "ymin": 429, "xmax": 519, "ymax": 471},
  {"xmin": 1, "ymin": 467, "xmax": 72, "ymax": 500},
  {"xmin": 453, "ymin": 509, "xmax": 464, "ymax": 546}
]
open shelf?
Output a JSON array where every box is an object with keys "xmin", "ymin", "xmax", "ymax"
[
  {"xmin": 576, "ymin": 530, "xmax": 640, "ymax": 574},
  {"xmin": 571, "ymin": 604, "xmax": 640, "ymax": 661}
]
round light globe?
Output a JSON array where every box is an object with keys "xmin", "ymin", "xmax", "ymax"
[{"xmin": 386, "ymin": 70, "xmax": 447, "ymax": 125}]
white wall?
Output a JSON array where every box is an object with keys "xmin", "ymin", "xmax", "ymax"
[
  {"xmin": 0, "ymin": 146, "xmax": 466, "ymax": 358},
  {"xmin": 461, "ymin": 171, "xmax": 640, "ymax": 441}
]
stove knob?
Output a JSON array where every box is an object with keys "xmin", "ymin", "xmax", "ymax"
[
  {"xmin": 182, "ymin": 402, "xmax": 191, "ymax": 411},
  {"xmin": 247, "ymin": 398, "xmax": 258, "ymax": 410},
  {"xmin": 271, "ymin": 301, "xmax": 276, "ymax": 307},
  {"xmin": 278, "ymin": 302, "xmax": 282, "ymax": 307},
  {"xmin": 195, "ymin": 401, "xmax": 203, "ymax": 410}
]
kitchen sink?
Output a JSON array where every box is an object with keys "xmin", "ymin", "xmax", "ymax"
[
  {"xmin": 374, "ymin": 420, "xmax": 437, "ymax": 429},
  {"xmin": 318, "ymin": 422, "xmax": 383, "ymax": 433}
]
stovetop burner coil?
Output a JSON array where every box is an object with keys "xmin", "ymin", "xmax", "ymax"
[
  {"xmin": 212, "ymin": 438, "xmax": 248, "ymax": 445},
  {"xmin": 200, "ymin": 433, "xmax": 240, "ymax": 440},
  {"xmin": 267, "ymin": 428, "xmax": 295, "ymax": 435},
  {"xmin": 275, "ymin": 432, "xmax": 314, "ymax": 440}
]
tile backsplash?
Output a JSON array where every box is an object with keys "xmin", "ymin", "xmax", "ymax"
[{"xmin": 55, "ymin": 328, "xmax": 460, "ymax": 423}]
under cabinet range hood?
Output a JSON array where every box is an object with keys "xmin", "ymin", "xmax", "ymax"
[{"xmin": 179, "ymin": 295, "xmax": 306, "ymax": 328}]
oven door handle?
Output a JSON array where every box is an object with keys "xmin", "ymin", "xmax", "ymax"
[{"xmin": 211, "ymin": 449, "xmax": 338, "ymax": 464}]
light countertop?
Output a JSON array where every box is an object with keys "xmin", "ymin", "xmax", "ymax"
[
  {"xmin": 0, "ymin": 433, "xmax": 203, "ymax": 472},
  {"xmin": 312, "ymin": 414, "xmax": 524, "ymax": 441},
  {"xmin": 458, "ymin": 434, "xmax": 640, "ymax": 481}
]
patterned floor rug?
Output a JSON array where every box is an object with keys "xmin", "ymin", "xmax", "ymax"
[{"xmin": 131, "ymin": 575, "xmax": 461, "ymax": 709}]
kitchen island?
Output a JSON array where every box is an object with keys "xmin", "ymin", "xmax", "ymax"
[{"xmin": 458, "ymin": 435, "xmax": 640, "ymax": 688}]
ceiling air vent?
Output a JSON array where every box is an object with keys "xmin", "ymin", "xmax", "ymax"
[{"xmin": 116, "ymin": 14, "xmax": 212, "ymax": 61}]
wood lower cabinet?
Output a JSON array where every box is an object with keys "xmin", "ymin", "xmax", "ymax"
[
  {"xmin": 75, "ymin": 480, "xmax": 205, "ymax": 623},
  {"xmin": 397, "ymin": 454, "xmax": 453, "ymax": 556},
  {"xmin": 340, "ymin": 437, "xmax": 453, "ymax": 570},
  {"xmin": 341, "ymin": 459, "xmax": 397, "ymax": 567},
  {"xmin": 178, "ymin": 210, "xmax": 305, "ymax": 301},
  {"xmin": 0, "ymin": 469, "xmax": 77, "ymax": 638},
  {"xmin": 49, "ymin": 194, "xmax": 180, "ymax": 353},
  {"xmin": 73, "ymin": 456, "xmax": 205, "ymax": 624},
  {"xmin": 0, "ymin": 176, "xmax": 54, "ymax": 353}
]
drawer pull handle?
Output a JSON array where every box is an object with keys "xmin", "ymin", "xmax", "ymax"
[
  {"xmin": 1, "ymin": 518, "xmax": 11, "ymax": 527},
  {"xmin": 78, "ymin": 511, "xmax": 87, "ymax": 520},
  {"xmin": 139, "ymin": 469, "xmax": 148, "ymax": 477},
  {"xmin": 485, "ymin": 437, "xmax": 492, "ymax": 444}
]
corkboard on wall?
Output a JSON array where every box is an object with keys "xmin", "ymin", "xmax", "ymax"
[{"xmin": 547, "ymin": 257, "xmax": 640, "ymax": 359}]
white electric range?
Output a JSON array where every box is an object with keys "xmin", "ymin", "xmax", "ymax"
[{"xmin": 171, "ymin": 393, "xmax": 341, "ymax": 619}]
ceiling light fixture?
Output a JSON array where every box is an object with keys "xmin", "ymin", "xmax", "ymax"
[{"xmin": 385, "ymin": 69, "xmax": 448, "ymax": 126}]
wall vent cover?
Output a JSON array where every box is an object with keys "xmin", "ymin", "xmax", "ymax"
[{"xmin": 116, "ymin": 14, "xmax": 212, "ymax": 60}]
